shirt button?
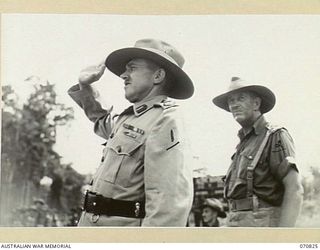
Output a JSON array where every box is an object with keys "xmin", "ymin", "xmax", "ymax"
[
  {"xmin": 116, "ymin": 146, "xmax": 122, "ymax": 153},
  {"xmin": 248, "ymin": 155, "xmax": 253, "ymax": 159},
  {"xmin": 110, "ymin": 133, "xmax": 114, "ymax": 139}
]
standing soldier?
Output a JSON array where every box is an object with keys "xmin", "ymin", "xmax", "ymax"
[
  {"xmin": 68, "ymin": 39, "xmax": 194, "ymax": 226},
  {"xmin": 212, "ymin": 77, "xmax": 303, "ymax": 227},
  {"xmin": 32, "ymin": 198, "xmax": 49, "ymax": 227}
]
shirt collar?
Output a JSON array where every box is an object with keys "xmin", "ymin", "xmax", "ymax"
[
  {"xmin": 133, "ymin": 95, "xmax": 167, "ymax": 116},
  {"xmin": 238, "ymin": 115, "xmax": 267, "ymax": 139}
]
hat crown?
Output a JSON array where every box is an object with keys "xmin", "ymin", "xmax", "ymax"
[
  {"xmin": 228, "ymin": 77, "xmax": 249, "ymax": 91},
  {"xmin": 134, "ymin": 39, "xmax": 185, "ymax": 68},
  {"xmin": 203, "ymin": 198, "xmax": 223, "ymax": 211}
]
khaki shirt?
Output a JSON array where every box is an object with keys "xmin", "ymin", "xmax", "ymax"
[
  {"xmin": 224, "ymin": 115, "xmax": 298, "ymax": 206},
  {"xmin": 68, "ymin": 85, "xmax": 193, "ymax": 226}
]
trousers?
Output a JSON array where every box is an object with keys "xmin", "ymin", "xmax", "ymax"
[
  {"xmin": 227, "ymin": 207, "xmax": 281, "ymax": 227},
  {"xmin": 78, "ymin": 211, "xmax": 142, "ymax": 227}
]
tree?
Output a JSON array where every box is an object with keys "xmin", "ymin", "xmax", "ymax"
[{"xmin": 1, "ymin": 79, "xmax": 76, "ymax": 225}]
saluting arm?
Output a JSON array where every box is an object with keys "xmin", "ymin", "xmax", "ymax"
[{"xmin": 68, "ymin": 62, "xmax": 113, "ymax": 139}]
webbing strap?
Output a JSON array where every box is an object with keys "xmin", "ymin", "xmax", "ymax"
[{"xmin": 246, "ymin": 124, "xmax": 282, "ymax": 198}]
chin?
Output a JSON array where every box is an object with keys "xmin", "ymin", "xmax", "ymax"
[
  {"xmin": 234, "ymin": 116, "xmax": 245, "ymax": 123},
  {"xmin": 125, "ymin": 94, "xmax": 135, "ymax": 103}
]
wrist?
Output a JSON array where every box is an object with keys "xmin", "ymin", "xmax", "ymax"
[{"xmin": 79, "ymin": 82, "xmax": 92, "ymax": 90}]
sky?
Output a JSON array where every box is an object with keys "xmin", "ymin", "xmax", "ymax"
[{"xmin": 1, "ymin": 14, "xmax": 320, "ymax": 177}]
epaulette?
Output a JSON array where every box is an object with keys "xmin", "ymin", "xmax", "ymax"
[
  {"xmin": 153, "ymin": 99, "xmax": 178, "ymax": 110},
  {"xmin": 265, "ymin": 123, "xmax": 285, "ymax": 133}
]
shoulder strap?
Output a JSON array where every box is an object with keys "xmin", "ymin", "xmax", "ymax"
[{"xmin": 246, "ymin": 123, "xmax": 283, "ymax": 198}]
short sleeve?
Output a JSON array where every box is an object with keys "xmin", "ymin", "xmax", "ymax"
[{"xmin": 269, "ymin": 129, "xmax": 298, "ymax": 180}]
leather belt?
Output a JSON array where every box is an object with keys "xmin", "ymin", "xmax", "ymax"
[
  {"xmin": 229, "ymin": 196, "xmax": 274, "ymax": 212},
  {"xmin": 83, "ymin": 191, "xmax": 145, "ymax": 218}
]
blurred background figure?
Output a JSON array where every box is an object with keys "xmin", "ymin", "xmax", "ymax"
[
  {"xmin": 200, "ymin": 198, "xmax": 226, "ymax": 227},
  {"xmin": 66, "ymin": 207, "xmax": 82, "ymax": 226},
  {"xmin": 32, "ymin": 198, "xmax": 49, "ymax": 227}
]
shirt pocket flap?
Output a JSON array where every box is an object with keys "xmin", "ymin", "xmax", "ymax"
[
  {"xmin": 100, "ymin": 136, "xmax": 143, "ymax": 186},
  {"xmin": 235, "ymin": 152, "xmax": 254, "ymax": 179},
  {"xmin": 107, "ymin": 136, "xmax": 143, "ymax": 156}
]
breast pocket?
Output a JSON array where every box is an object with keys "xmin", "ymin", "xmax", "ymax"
[
  {"xmin": 229, "ymin": 152, "xmax": 254, "ymax": 189},
  {"xmin": 236, "ymin": 152, "xmax": 254, "ymax": 180},
  {"xmin": 100, "ymin": 135, "xmax": 143, "ymax": 187}
]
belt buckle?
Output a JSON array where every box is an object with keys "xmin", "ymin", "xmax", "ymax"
[{"xmin": 134, "ymin": 202, "xmax": 140, "ymax": 217}]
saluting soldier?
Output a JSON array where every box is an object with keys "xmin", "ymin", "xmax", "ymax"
[
  {"xmin": 212, "ymin": 77, "xmax": 303, "ymax": 227},
  {"xmin": 68, "ymin": 39, "xmax": 194, "ymax": 226}
]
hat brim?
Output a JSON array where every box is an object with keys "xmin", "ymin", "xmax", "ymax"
[
  {"xmin": 34, "ymin": 199, "xmax": 45, "ymax": 205},
  {"xmin": 212, "ymin": 85, "xmax": 276, "ymax": 114},
  {"xmin": 105, "ymin": 47, "xmax": 194, "ymax": 99},
  {"xmin": 200, "ymin": 204, "xmax": 227, "ymax": 218}
]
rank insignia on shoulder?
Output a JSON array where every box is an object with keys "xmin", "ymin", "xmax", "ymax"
[
  {"xmin": 154, "ymin": 99, "xmax": 177, "ymax": 109},
  {"xmin": 123, "ymin": 123, "xmax": 145, "ymax": 135}
]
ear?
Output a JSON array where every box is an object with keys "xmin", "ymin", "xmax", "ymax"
[
  {"xmin": 153, "ymin": 68, "xmax": 166, "ymax": 84},
  {"xmin": 253, "ymin": 96, "xmax": 262, "ymax": 111}
]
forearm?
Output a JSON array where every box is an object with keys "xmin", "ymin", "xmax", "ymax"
[
  {"xmin": 68, "ymin": 84, "xmax": 109, "ymax": 121},
  {"xmin": 279, "ymin": 183, "xmax": 303, "ymax": 227},
  {"xmin": 68, "ymin": 84, "xmax": 113, "ymax": 139}
]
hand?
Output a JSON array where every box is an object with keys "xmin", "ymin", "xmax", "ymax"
[{"xmin": 78, "ymin": 61, "xmax": 106, "ymax": 85}]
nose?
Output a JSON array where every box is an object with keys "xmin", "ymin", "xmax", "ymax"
[
  {"xmin": 228, "ymin": 101, "xmax": 239, "ymax": 111},
  {"xmin": 120, "ymin": 70, "xmax": 128, "ymax": 80}
]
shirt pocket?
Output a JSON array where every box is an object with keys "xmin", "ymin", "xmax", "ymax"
[
  {"xmin": 236, "ymin": 151, "xmax": 254, "ymax": 180},
  {"xmin": 100, "ymin": 135, "xmax": 143, "ymax": 187},
  {"xmin": 229, "ymin": 152, "xmax": 253, "ymax": 190}
]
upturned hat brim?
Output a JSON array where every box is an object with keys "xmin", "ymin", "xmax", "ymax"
[
  {"xmin": 201, "ymin": 204, "xmax": 227, "ymax": 218},
  {"xmin": 212, "ymin": 85, "xmax": 276, "ymax": 114},
  {"xmin": 105, "ymin": 47, "xmax": 194, "ymax": 100}
]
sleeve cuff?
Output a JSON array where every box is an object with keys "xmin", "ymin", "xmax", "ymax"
[
  {"xmin": 277, "ymin": 156, "xmax": 299, "ymax": 180},
  {"xmin": 68, "ymin": 84, "xmax": 100, "ymax": 107}
]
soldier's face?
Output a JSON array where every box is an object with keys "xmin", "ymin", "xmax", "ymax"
[
  {"xmin": 120, "ymin": 58, "xmax": 159, "ymax": 103},
  {"xmin": 202, "ymin": 207, "xmax": 218, "ymax": 224},
  {"xmin": 227, "ymin": 91, "xmax": 259, "ymax": 126}
]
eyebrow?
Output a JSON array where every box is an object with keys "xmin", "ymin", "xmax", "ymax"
[{"xmin": 126, "ymin": 61, "xmax": 146, "ymax": 68}]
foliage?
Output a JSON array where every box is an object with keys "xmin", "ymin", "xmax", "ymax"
[
  {"xmin": 1, "ymin": 79, "xmax": 84, "ymax": 225},
  {"xmin": 2, "ymin": 81, "xmax": 74, "ymax": 186},
  {"xmin": 296, "ymin": 166, "xmax": 320, "ymax": 227}
]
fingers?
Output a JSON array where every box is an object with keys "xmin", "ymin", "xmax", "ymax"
[
  {"xmin": 78, "ymin": 60, "xmax": 107, "ymax": 85},
  {"xmin": 97, "ymin": 61, "xmax": 106, "ymax": 75},
  {"xmin": 98, "ymin": 60, "xmax": 106, "ymax": 69}
]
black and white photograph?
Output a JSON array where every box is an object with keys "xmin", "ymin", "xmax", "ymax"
[{"xmin": 1, "ymin": 13, "xmax": 320, "ymax": 231}]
